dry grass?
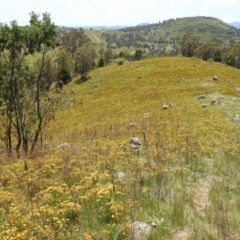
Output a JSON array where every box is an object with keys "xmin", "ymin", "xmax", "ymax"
[{"xmin": 1, "ymin": 56, "xmax": 240, "ymax": 239}]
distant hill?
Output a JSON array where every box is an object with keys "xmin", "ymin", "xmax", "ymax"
[
  {"xmin": 137, "ymin": 23, "xmax": 149, "ymax": 27},
  {"xmin": 98, "ymin": 16, "xmax": 240, "ymax": 55},
  {"xmin": 57, "ymin": 17, "xmax": 240, "ymax": 56},
  {"xmin": 228, "ymin": 22, "xmax": 240, "ymax": 29},
  {"xmin": 69, "ymin": 25, "xmax": 130, "ymax": 30}
]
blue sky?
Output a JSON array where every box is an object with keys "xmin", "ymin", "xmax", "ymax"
[{"xmin": 0, "ymin": 0, "xmax": 239, "ymax": 26}]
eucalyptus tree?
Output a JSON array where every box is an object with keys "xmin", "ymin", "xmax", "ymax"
[
  {"xmin": 179, "ymin": 34, "xmax": 199, "ymax": 57},
  {"xmin": 226, "ymin": 41, "xmax": 240, "ymax": 68},
  {"xmin": 195, "ymin": 42, "xmax": 219, "ymax": 61},
  {"xmin": 74, "ymin": 46, "xmax": 96, "ymax": 79},
  {"xmin": 61, "ymin": 29, "xmax": 90, "ymax": 57},
  {"xmin": 0, "ymin": 12, "xmax": 58, "ymax": 158}
]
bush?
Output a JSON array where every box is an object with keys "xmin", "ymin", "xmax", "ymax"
[
  {"xmin": 98, "ymin": 57, "xmax": 105, "ymax": 67},
  {"xmin": 213, "ymin": 49, "xmax": 223, "ymax": 62},
  {"xmin": 57, "ymin": 66, "xmax": 71, "ymax": 84}
]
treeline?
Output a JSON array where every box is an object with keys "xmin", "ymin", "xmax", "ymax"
[{"xmin": 178, "ymin": 34, "xmax": 240, "ymax": 68}]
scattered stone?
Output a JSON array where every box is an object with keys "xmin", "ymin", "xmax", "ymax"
[
  {"xmin": 178, "ymin": 78, "xmax": 185, "ymax": 82},
  {"xmin": 143, "ymin": 113, "xmax": 149, "ymax": 118},
  {"xmin": 131, "ymin": 221, "xmax": 152, "ymax": 240},
  {"xmin": 94, "ymin": 84, "xmax": 100, "ymax": 87},
  {"xmin": 202, "ymin": 104, "xmax": 208, "ymax": 108},
  {"xmin": 130, "ymin": 137, "xmax": 142, "ymax": 149},
  {"xmin": 162, "ymin": 104, "xmax": 169, "ymax": 109},
  {"xmin": 213, "ymin": 76, "xmax": 220, "ymax": 81},
  {"xmin": 54, "ymin": 142, "xmax": 71, "ymax": 150},
  {"xmin": 130, "ymin": 137, "xmax": 141, "ymax": 145},
  {"xmin": 198, "ymin": 95, "xmax": 206, "ymax": 100},
  {"xmin": 115, "ymin": 172, "xmax": 127, "ymax": 180},
  {"xmin": 129, "ymin": 123, "xmax": 137, "ymax": 128},
  {"xmin": 169, "ymin": 103, "xmax": 174, "ymax": 107},
  {"xmin": 130, "ymin": 143, "xmax": 140, "ymax": 149},
  {"xmin": 236, "ymin": 88, "xmax": 240, "ymax": 93},
  {"xmin": 232, "ymin": 115, "xmax": 240, "ymax": 121},
  {"xmin": 211, "ymin": 99, "xmax": 218, "ymax": 105}
]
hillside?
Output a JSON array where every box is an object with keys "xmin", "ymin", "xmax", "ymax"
[
  {"xmin": 87, "ymin": 17, "xmax": 240, "ymax": 55},
  {"xmin": 56, "ymin": 17, "xmax": 240, "ymax": 57},
  {"xmin": 1, "ymin": 57, "xmax": 240, "ymax": 239}
]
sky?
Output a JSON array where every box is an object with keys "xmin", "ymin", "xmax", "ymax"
[{"xmin": 0, "ymin": 0, "xmax": 239, "ymax": 27}]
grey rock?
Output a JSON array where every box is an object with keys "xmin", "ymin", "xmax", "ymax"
[
  {"xmin": 202, "ymin": 104, "xmax": 208, "ymax": 108},
  {"xmin": 236, "ymin": 88, "xmax": 240, "ymax": 93},
  {"xmin": 130, "ymin": 137, "xmax": 142, "ymax": 150},
  {"xmin": 213, "ymin": 76, "xmax": 220, "ymax": 81},
  {"xmin": 130, "ymin": 137, "xmax": 142, "ymax": 145},
  {"xmin": 211, "ymin": 99, "xmax": 218, "ymax": 105},
  {"xmin": 162, "ymin": 104, "xmax": 169, "ymax": 109},
  {"xmin": 131, "ymin": 221, "xmax": 152, "ymax": 239},
  {"xmin": 54, "ymin": 142, "xmax": 71, "ymax": 150},
  {"xmin": 115, "ymin": 172, "xmax": 127, "ymax": 180},
  {"xmin": 130, "ymin": 143, "xmax": 140, "ymax": 149},
  {"xmin": 198, "ymin": 95, "xmax": 206, "ymax": 100},
  {"xmin": 129, "ymin": 123, "xmax": 137, "ymax": 128},
  {"xmin": 233, "ymin": 115, "xmax": 240, "ymax": 121}
]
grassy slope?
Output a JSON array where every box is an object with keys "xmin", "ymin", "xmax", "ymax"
[{"xmin": 1, "ymin": 57, "xmax": 240, "ymax": 239}]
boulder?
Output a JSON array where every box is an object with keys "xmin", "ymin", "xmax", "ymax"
[
  {"xmin": 233, "ymin": 115, "xmax": 240, "ymax": 121},
  {"xmin": 198, "ymin": 95, "xmax": 206, "ymax": 100},
  {"xmin": 213, "ymin": 76, "xmax": 220, "ymax": 81},
  {"xmin": 129, "ymin": 123, "xmax": 137, "ymax": 128},
  {"xmin": 115, "ymin": 172, "xmax": 127, "ymax": 180},
  {"xmin": 162, "ymin": 104, "xmax": 169, "ymax": 109},
  {"xmin": 202, "ymin": 104, "xmax": 208, "ymax": 108},
  {"xmin": 131, "ymin": 221, "xmax": 152, "ymax": 239},
  {"xmin": 130, "ymin": 137, "xmax": 141, "ymax": 145},
  {"xmin": 130, "ymin": 137, "xmax": 142, "ymax": 149},
  {"xmin": 211, "ymin": 99, "xmax": 218, "ymax": 105},
  {"xmin": 54, "ymin": 142, "xmax": 71, "ymax": 150}
]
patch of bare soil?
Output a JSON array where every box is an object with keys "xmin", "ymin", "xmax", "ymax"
[
  {"xmin": 172, "ymin": 229, "xmax": 189, "ymax": 240},
  {"xmin": 194, "ymin": 179, "xmax": 211, "ymax": 216}
]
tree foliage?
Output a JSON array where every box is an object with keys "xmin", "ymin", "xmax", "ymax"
[
  {"xmin": 103, "ymin": 49, "xmax": 112, "ymax": 64},
  {"xmin": 134, "ymin": 49, "xmax": 143, "ymax": 60},
  {"xmin": 74, "ymin": 47, "xmax": 96, "ymax": 79},
  {"xmin": 61, "ymin": 29, "xmax": 90, "ymax": 57},
  {"xmin": 57, "ymin": 66, "xmax": 71, "ymax": 84},
  {"xmin": 213, "ymin": 48, "xmax": 223, "ymax": 62},
  {"xmin": 225, "ymin": 41, "xmax": 240, "ymax": 68},
  {"xmin": 98, "ymin": 57, "xmax": 105, "ymax": 67},
  {"xmin": 0, "ymin": 12, "xmax": 58, "ymax": 158},
  {"xmin": 195, "ymin": 42, "xmax": 218, "ymax": 61},
  {"xmin": 56, "ymin": 49, "xmax": 72, "ymax": 70},
  {"xmin": 179, "ymin": 34, "xmax": 199, "ymax": 57}
]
